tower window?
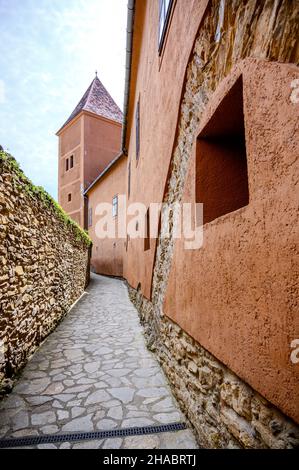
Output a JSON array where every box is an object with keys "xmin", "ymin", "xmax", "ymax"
[
  {"xmin": 70, "ymin": 155, "xmax": 74, "ymax": 168},
  {"xmin": 196, "ymin": 76, "xmax": 249, "ymax": 225},
  {"xmin": 88, "ymin": 207, "xmax": 92, "ymax": 227},
  {"xmin": 112, "ymin": 195, "xmax": 118, "ymax": 217},
  {"xmin": 66, "ymin": 158, "xmax": 69, "ymax": 172},
  {"xmin": 68, "ymin": 193, "xmax": 72, "ymax": 202}
]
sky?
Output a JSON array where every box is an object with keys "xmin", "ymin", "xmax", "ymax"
[{"xmin": 0, "ymin": 0, "xmax": 127, "ymax": 198}]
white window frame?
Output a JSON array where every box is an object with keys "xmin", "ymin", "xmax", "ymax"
[
  {"xmin": 112, "ymin": 195, "xmax": 118, "ymax": 218},
  {"xmin": 158, "ymin": 0, "xmax": 173, "ymax": 53}
]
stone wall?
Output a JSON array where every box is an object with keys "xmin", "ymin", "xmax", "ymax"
[
  {"xmin": 128, "ymin": 0, "xmax": 299, "ymax": 449},
  {"xmin": 129, "ymin": 287, "xmax": 299, "ymax": 449},
  {"xmin": 0, "ymin": 151, "xmax": 91, "ymax": 393}
]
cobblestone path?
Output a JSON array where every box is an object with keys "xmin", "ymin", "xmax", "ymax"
[{"xmin": 0, "ymin": 274, "xmax": 197, "ymax": 449}]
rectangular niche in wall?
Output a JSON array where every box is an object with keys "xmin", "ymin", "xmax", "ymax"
[{"xmin": 196, "ymin": 76, "xmax": 249, "ymax": 225}]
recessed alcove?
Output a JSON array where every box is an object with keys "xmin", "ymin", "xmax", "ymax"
[{"xmin": 196, "ymin": 76, "xmax": 249, "ymax": 225}]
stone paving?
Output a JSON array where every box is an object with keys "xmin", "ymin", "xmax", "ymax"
[{"xmin": 0, "ymin": 274, "xmax": 197, "ymax": 449}]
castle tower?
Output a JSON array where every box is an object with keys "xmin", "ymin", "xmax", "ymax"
[{"xmin": 56, "ymin": 74, "xmax": 123, "ymax": 229}]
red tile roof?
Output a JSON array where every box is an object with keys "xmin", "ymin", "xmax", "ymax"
[{"xmin": 59, "ymin": 76, "xmax": 123, "ymax": 131}]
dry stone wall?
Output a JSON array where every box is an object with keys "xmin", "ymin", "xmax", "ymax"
[
  {"xmin": 0, "ymin": 152, "xmax": 91, "ymax": 393},
  {"xmin": 129, "ymin": 0, "xmax": 299, "ymax": 449},
  {"xmin": 129, "ymin": 287, "xmax": 299, "ymax": 449}
]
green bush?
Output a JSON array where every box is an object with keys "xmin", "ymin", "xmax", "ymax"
[{"xmin": 0, "ymin": 150, "xmax": 92, "ymax": 247}]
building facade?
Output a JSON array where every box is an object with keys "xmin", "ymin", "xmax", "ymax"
[
  {"xmin": 120, "ymin": 0, "xmax": 299, "ymax": 448},
  {"xmin": 68, "ymin": 0, "xmax": 299, "ymax": 448},
  {"xmin": 85, "ymin": 153, "xmax": 126, "ymax": 277},
  {"xmin": 57, "ymin": 75, "xmax": 122, "ymax": 228}
]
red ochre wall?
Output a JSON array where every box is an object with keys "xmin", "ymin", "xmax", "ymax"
[
  {"xmin": 87, "ymin": 156, "xmax": 126, "ymax": 277},
  {"xmin": 123, "ymin": 0, "xmax": 210, "ymax": 298},
  {"xmin": 58, "ymin": 112, "xmax": 121, "ymax": 228},
  {"xmin": 83, "ymin": 113, "xmax": 122, "ymax": 190},
  {"xmin": 123, "ymin": 0, "xmax": 299, "ymax": 424},
  {"xmin": 58, "ymin": 117, "xmax": 83, "ymax": 226},
  {"xmin": 164, "ymin": 59, "xmax": 299, "ymax": 424}
]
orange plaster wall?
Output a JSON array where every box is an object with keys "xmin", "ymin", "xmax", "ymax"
[
  {"xmin": 83, "ymin": 114, "xmax": 122, "ymax": 190},
  {"xmin": 123, "ymin": 0, "xmax": 209, "ymax": 299},
  {"xmin": 58, "ymin": 112, "xmax": 122, "ymax": 229},
  {"xmin": 123, "ymin": 0, "xmax": 299, "ymax": 425},
  {"xmin": 164, "ymin": 60, "xmax": 299, "ymax": 423},
  {"xmin": 60, "ymin": 118, "xmax": 81, "ymax": 156},
  {"xmin": 87, "ymin": 156, "xmax": 126, "ymax": 277},
  {"xmin": 58, "ymin": 116, "xmax": 84, "ymax": 226}
]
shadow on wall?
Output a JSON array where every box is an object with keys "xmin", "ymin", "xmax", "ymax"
[{"xmin": 196, "ymin": 76, "xmax": 249, "ymax": 224}]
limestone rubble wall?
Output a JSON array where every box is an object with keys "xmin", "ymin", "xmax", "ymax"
[
  {"xmin": 129, "ymin": 286, "xmax": 299, "ymax": 449},
  {"xmin": 0, "ymin": 152, "xmax": 91, "ymax": 393}
]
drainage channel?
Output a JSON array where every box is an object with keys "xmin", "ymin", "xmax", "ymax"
[{"xmin": 0, "ymin": 422, "xmax": 187, "ymax": 448}]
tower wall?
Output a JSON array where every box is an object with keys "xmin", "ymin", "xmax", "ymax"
[
  {"xmin": 58, "ymin": 116, "xmax": 83, "ymax": 226},
  {"xmin": 57, "ymin": 112, "xmax": 122, "ymax": 229},
  {"xmin": 83, "ymin": 113, "xmax": 122, "ymax": 190}
]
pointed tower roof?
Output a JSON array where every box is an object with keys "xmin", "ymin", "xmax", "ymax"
[{"xmin": 58, "ymin": 75, "xmax": 123, "ymax": 132}]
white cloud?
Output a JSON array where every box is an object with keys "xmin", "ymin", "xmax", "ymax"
[
  {"xmin": 0, "ymin": 0, "xmax": 127, "ymax": 197},
  {"xmin": 0, "ymin": 80, "xmax": 6, "ymax": 103}
]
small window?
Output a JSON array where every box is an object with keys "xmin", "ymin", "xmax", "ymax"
[
  {"xmin": 66, "ymin": 158, "xmax": 69, "ymax": 172},
  {"xmin": 158, "ymin": 0, "xmax": 173, "ymax": 53},
  {"xmin": 136, "ymin": 99, "xmax": 140, "ymax": 161},
  {"xmin": 112, "ymin": 195, "xmax": 118, "ymax": 217},
  {"xmin": 196, "ymin": 76, "xmax": 249, "ymax": 225},
  {"xmin": 70, "ymin": 155, "xmax": 74, "ymax": 168},
  {"xmin": 88, "ymin": 207, "xmax": 92, "ymax": 227},
  {"xmin": 68, "ymin": 193, "xmax": 72, "ymax": 202},
  {"xmin": 128, "ymin": 162, "xmax": 131, "ymax": 198},
  {"xmin": 144, "ymin": 208, "xmax": 150, "ymax": 251}
]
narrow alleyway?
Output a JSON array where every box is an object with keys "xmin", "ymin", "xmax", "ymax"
[{"xmin": 0, "ymin": 274, "xmax": 197, "ymax": 449}]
